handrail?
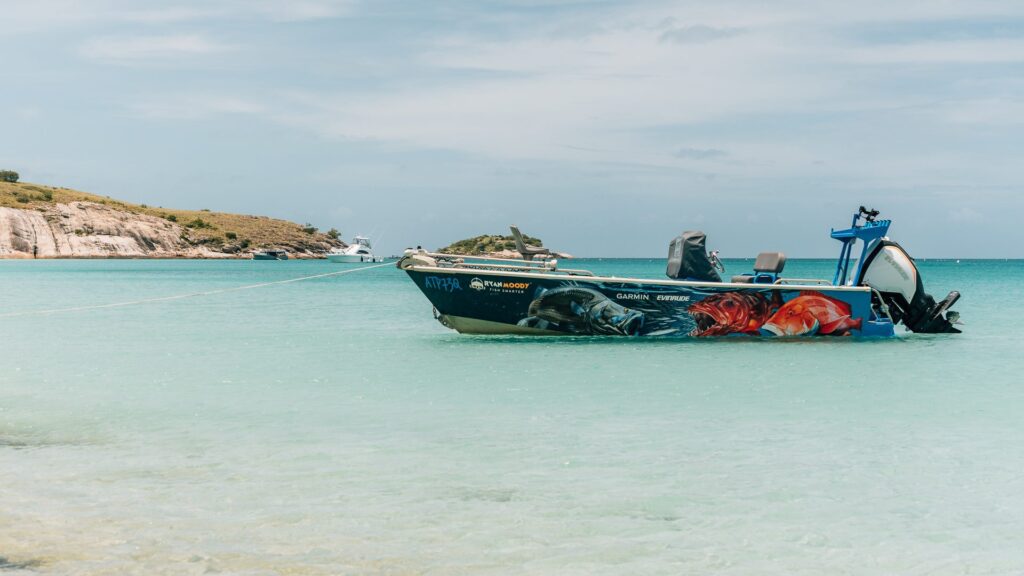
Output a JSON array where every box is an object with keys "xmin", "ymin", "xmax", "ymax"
[
  {"xmin": 451, "ymin": 262, "xmax": 555, "ymax": 272},
  {"xmin": 412, "ymin": 250, "xmax": 849, "ymax": 285},
  {"xmin": 774, "ymin": 278, "xmax": 833, "ymax": 286},
  {"xmin": 436, "ymin": 261, "xmax": 595, "ymax": 276},
  {"xmin": 413, "ymin": 249, "xmax": 597, "ymax": 277},
  {"xmin": 429, "ymin": 251, "xmax": 554, "ymax": 267}
]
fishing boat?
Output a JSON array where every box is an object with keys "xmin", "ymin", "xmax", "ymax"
[
  {"xmin": 252, "ymin": 249, "xmax": 289, "ymax": 260},
  {"xmin": 397, "ymin": 208, "xmax": 961, "ymax": 337},
  {"xmin": 327, "ymin": 236, "xmax": 384, "ymax": 263}
]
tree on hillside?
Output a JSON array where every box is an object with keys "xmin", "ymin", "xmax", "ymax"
[{"xmin": 0, "ymin": 170, "xmax": 18, "ymax": 183}]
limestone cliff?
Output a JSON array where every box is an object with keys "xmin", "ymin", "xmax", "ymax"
[
  {"xmin": 0, "ymin": 181, "xmax": 343, "ymax": 258},
  {"xmin": 0, "ymin": 202, "xmax": 225, "ymax": 258}
]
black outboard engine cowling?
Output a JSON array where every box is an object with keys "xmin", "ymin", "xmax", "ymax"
[
  {"xmin": 667, "ymin": 231, "xmax": 721, "ymax": 282},
  {"xmin": 859, "ymin": 240, "xmax": 961, "ymax": 333}
]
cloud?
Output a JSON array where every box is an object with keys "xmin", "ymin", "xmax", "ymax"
[
  {"xmin": 269, "ymin": 15, "xmax": 831, "ymax": 168},
  {"xmin": 40, "ymin": 0, "xmax": 1024, "ymax": 203},
  {"xmin": 130, "ymin": 95, "xmax": 265, "ymax": 120},
  {"xmin": 15, "ymin": 107, "xmax": 42, "ymax": 121},
  {"xmin": 0, "ymin": 0, "xmax": 352, "ymax": 31},
  {"xmin": 112, "ymin": 2, "xmax": 353, "ymax": 25},
  {"xmin": 948, "ymin": 206, "xmax": 984, "ymax": 223},
  {"xmin": 659, "ymin": 25, "xmax": 742, "ymax": 44},
  {"xmin": 79, "ymin": 34, "xmax": 233, "ymax": 63},
  {"xmin": 933, "ymin": 98, "xmax": 1024, "ymax": 125},
  {"xmin": 0, "ymin": 0, "xmax": 101, "ymax": 35},
  {"xmin": 675, "ymin": 147, "xmax": 727, "ymax": 160},
  {"xmin": 252, "ymin": 0, "xmax": 352, "ymax": 22},
  {"xmin": 117, "ymin": 7, "xmax": 220, "ymax": 24},
  {"xmin": 261, "ymin": 3, "xmax": 1024, "ymax": 181},
  {"xmin": 846, "ymin": 39, "xmax": 1024, "ymax": 64}
]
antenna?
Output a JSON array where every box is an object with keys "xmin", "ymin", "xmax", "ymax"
[{"xmin": 858, "ymin": 206, "xmax": 880, "ymax": 223}]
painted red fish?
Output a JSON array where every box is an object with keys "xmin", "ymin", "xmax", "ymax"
[
  {"xmin": 687, "ymin": 292, "xmax": 773, "ymax": 336},
  {"xmin": 760, "ymin": 292, "xmax": 863, "ymax": 337}
]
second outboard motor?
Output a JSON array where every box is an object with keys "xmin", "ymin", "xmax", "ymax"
[
  {"xmin": 667, "ymin": 231, "xmax": 722, "ymax": 282},
  {"xmin": 859, "ymin": 240, "xmax": 961, "ymax": 333}
]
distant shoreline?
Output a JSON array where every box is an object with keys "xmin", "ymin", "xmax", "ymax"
[{"xmin": 1, "ymin": 180, "xmax": 343, "ymax": 260}]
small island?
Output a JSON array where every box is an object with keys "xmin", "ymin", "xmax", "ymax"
[
  {"xmin": 437, "ymin": 233, "xmax": 543, "ymax": 259},
  {"xmin": 0, "ymin": 176, "xmax": 343, "ymax": 258}
]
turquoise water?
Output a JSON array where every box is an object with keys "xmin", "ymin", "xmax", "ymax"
[{"xmin": 2, "ymin": 258, "xmax": 1022, "ymax": 575}]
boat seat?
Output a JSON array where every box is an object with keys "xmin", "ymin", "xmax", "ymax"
[
  {"xmin": 510, "ymin": 225, "xmax": 551, "ymax": 261},
  {"xmin": 730, "ymin": 252, "xmax": 786, "ymax": 284},
  {"xmin": 754, "ymin": 252, "xmax": 786, "ymax": 274}
]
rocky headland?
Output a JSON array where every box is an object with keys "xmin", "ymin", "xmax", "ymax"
[{"xmin": 0, "ymin": 181, "xmax": 343, "ymax": 259}]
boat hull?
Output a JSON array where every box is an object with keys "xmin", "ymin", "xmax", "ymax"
[
  {"xmin": 327, "ymin": 254, "xmax": 367, "ymax": 263},
  {"xmin": 404, "ymin": 267, "xmax": 893, "ymax": 338},
  {"xmin": 327, "ymin": 254, "xmax": 383, "ymax": 263}
]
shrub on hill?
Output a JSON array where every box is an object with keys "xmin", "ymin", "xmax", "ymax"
[
  {"xmin": 0, "ymin": 170, "xmax": 18, "ymax": 183},
  {"xmin": 186, "ymin": 218, "xmax": 214, "ymax": 230},
  {"xmin": 438, "ymin": 233, "xmax": 542, "ymax": 255}
]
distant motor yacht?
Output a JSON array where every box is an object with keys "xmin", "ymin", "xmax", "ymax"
[
  {"xmin": 327, "ymin": 236, "xmax": 383, "ymax": 263},
  {"xmin": 252, "ymin": 249, "xmax": 288, "ymax": 260}
]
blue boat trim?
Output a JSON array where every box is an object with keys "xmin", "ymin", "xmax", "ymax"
[{"xmin": 830, "ymin": 206, "xmax": 890, "ymax": 286}]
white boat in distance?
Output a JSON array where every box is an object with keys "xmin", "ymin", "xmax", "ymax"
[{"xmin": 327, "ymin": 236, "xmax": 384, "ymax": 263}]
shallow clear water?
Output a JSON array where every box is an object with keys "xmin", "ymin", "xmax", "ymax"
[{"xmin": 1, "ymin": 258, "xmax": 1022, "ymax": 575}]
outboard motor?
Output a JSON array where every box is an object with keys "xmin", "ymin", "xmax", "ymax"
[
  {"xmin": 667, "ymin": 231, "xmax": 722, "ymax": 282},
  {"xmin": 859, "ymin": 240, "xmax": 961, "ymax": 333}
]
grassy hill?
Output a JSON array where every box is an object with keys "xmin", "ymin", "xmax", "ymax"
[
  {"xmin": 0, "ymin": 180, "xmax": 341, "ymax": 252},
  {"xmin": 438, "ymin": 233, "xmax": 542, "ymax": 255}
]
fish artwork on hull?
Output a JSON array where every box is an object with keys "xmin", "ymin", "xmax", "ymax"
[
  {"xmin": 686, "ymin": 292, "xmax": 775, "ymax": 337},
  {"xmin": 760, "ymin": 291, "xmax": 863, "ymax": 337},
  {"xmin": 685, "ymin": 290, "xmax": 862, "ymax": 337},
  {"xmin": 518, "ymin": 286, "xmax": 645, "ymax": 336}
]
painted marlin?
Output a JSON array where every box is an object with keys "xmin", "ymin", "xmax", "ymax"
[
  {"xmin": 519, "ymin": 286, "xmax": 645, "ymax": 335},
  {"xmin": 760, "ymin": 292, "xmax": 863, "ymax": 337},
  {"xmin": 687, "ymin": 292, "xmax": 774, "ymax": 336}
]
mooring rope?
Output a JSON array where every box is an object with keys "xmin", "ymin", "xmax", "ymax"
[{"xmin": 0, "ymin": 261, "xmax": 393, "ymax": 319}]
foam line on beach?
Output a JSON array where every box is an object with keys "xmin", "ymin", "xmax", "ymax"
[{"xmin": 0, "ymin": 262, "xmax": 392, "ymax": 318}]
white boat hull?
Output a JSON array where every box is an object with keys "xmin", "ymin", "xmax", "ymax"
[{"xmin": 327, "ymin": 254, "xmax": 381, "ymax": 263}]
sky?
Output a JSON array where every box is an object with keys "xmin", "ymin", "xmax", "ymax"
[{"xmin": 2, "ymin": 0, "xmax": 1023, "ymax": 257}]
